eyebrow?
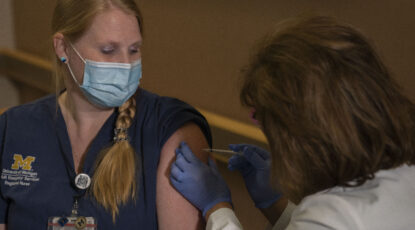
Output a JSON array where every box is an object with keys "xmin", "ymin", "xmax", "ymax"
[
  {"xmin": 98, "ymin": 40, "xmax": 142, "ymax": 48},
  {"xmin": 130, "ymin": 41, "xmax": 143, "ymax": 47}
]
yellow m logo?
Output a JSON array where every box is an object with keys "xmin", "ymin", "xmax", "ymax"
[{"xmin": 11, "ymin": 154, "xmax": 36, "ymax": 170}]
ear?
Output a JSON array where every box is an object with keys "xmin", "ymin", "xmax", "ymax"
[{"xmin": 53, "ymin": 33, "xmax": 68, "ymax": 62}]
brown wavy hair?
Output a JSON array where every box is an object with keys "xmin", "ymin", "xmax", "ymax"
[
  {"xmin": 240, "ymin": 16, "xmax": 415, "ymax": 204},
  {"xmin": 52, "ymin": 0, "xmax": 143, "ymax": 221}
]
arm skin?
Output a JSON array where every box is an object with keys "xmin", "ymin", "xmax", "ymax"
[{"xmin": 156, "ymin": 122, "xmax": 209, "ymax": 230}]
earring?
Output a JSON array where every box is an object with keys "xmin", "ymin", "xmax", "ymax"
[{"xmin": 60, "ymin": 57, "xmax": 67, "ymax": 63}]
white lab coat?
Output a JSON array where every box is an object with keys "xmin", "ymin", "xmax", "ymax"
[{"xmin": 207, "ymin": 164, "xmax": 415, "ymax": 230}]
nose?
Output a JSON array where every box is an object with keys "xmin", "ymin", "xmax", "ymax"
[
  {"xmin": 120, "ymin": 52, "xmax": 140, "ymax": 64},
  {"xmin": 119, "ymin": 52, "xmax": 130, "ymax": 64}
]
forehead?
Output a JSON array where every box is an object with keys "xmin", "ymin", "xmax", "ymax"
[{"xmin": 82, "ymin": 7, "xmax": 142, "ymax": 44}]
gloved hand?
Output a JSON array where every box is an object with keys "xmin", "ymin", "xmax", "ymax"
[
  {"xmin": 228, "ymin": 144, "xmax": 282, "ymax": 209},
  {"xmin": 170, "ymin": 142, "xmax": 232, "ymax": 217}
]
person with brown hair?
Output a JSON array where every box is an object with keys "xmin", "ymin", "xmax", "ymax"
[
  {"xmin": 170, "ymin": 15, "xmax": 415, "ymax": 229},
  {"xmin": 0, "ymin": 0, "xmax": 211, "ymax": 229}
]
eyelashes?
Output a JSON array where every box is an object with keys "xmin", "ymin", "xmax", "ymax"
[
  {"xmin": 129, "ymin": 48, "xmax": 140, "ymax": 54},
  {"xmin": 100, "ymin": 47, "xmax": 140, "ymax": 55},
  {"xmin": 101, "ymin": 49, "xmax": 114, "ymax": 54}
]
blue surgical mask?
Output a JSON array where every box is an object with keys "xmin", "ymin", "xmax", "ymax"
[{"xmin": 66, "ymin": 43, "xmax": 142, "ymax": 108}]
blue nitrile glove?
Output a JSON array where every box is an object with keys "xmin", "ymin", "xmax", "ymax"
[
  {"xmin": 170, "ymin": 142, "xmax": 232, "ymax": 217},
  {"xmin": 228, "ymin": 144, "xmax": 282, "ymax": 209}
]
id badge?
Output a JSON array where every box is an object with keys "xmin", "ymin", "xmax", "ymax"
[{"xmin": 47, "ymin": 216, "xmax": 97, "ymax": 230}]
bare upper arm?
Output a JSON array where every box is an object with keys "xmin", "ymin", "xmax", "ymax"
[
  {"xmin": 156, "ymin": 122, "xmax": 209, "ymax": 230},
  {"xmin": 0, "ymin": 224, "xmax": 6, "ymax": 230}
]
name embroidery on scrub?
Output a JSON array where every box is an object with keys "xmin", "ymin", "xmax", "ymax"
[{"xmin": 1, "ymin": 154, "xmax": 40, "ymax": 187}]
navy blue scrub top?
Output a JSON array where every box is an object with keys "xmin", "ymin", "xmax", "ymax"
[{"xmin": 0, "ymin": 88, "xmax": 212, "ymax": 229}]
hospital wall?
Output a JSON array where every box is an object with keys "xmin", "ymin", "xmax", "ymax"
[
  {"xmin": 2, "ymin": 0, "xmax": 415, "ymax": 229},
  {"xmin": 0, "ymin": 0, "xmax": 18, "ymax": 108}
]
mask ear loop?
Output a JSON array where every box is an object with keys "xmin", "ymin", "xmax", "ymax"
[
  {"xmin": 64, "ymin": 42, "xmax": 87, "ymax": 86},
  {"xmin": 68, "ymin": 42, "xmax": 86, "ymax": 64},
  {"xmin": 66, "ymin": 61, "xmax": 81, "ymax": 85}
]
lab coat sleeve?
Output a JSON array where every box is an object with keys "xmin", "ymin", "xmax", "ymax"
[
  {"xmin": 206, "ymin": 208, "xmax": 243, "ymax": 230},
  {"xmin": 284, "ymin": 194, "xmax": 363, "ymax": 230},
  {"xmin": 270, "ymin": 201, "xmax": 296, "ymax": 230}
]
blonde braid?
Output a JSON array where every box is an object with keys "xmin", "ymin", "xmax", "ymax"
[{"xmin": 91, "ymin": 96, "xmax": 138, "ymax": 222}]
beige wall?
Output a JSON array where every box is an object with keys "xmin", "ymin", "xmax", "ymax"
[
  {"xmin": 0, "ymin": 0, "xmax": 18, "ymax": 108},
  {"xmin": 0, "ymin": 0, "xmax": 15, "ymax": 47}
]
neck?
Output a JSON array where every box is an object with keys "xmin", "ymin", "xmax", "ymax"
[
  {"xmin": 58, "ymin": 90, "xmax": 115, "ymax": 174},
  {"xmin": 59, "ymin": 90, "xmax": 114, "ymax": 131}
]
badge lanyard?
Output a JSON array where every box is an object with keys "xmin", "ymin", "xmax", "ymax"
[
  {"xmin": 51, "ymin": 113, "xmax": 97, "ymax": 230},
  {"xmin": 47, "ymin": 150, "xmax": 97, "ymax": 229}
]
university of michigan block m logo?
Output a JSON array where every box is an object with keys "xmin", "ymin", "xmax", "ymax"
[{"xmin": 11, "ymin": 154, "xmax": 36, "ymax": 170}]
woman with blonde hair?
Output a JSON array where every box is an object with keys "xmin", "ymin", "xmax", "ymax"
[
  {"xmin": 170, "ymin": 16, "xmax": 415, "ymax": 229},
  {"xmin": 0, "ymin": 0, "xmax": 211, "ymax": 229}
]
